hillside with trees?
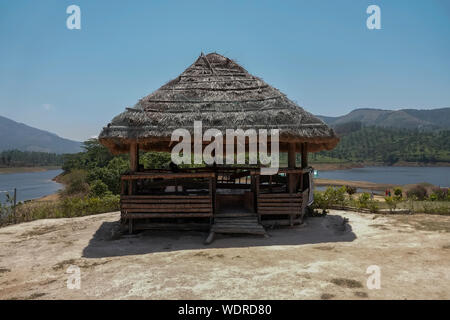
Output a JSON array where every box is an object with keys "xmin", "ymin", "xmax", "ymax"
[
  {"xmin": 0, "ymin": 150, "xmax": 64, "ymax": 167},
  {"xmin": 316, "ymin": 107, "xmax": 450, "ymax": 131},
  {"xmin": 311, "ymin": 127, "xmax": 450, "ymax": 164},
  {"xmin": 0, "ymin": 115, "xmax": 81, "ymax": 154}
]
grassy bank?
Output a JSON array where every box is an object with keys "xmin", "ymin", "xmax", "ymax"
[
  {"xmin": 315, "ymin": 178, "xmax": 395, "ymax": 192},
  {"xmin": 0, "ymin": 195, "xmax": 119, "ymax": 227},
  {"xmin": 312, "ymin": 186, "xmax": 450, "ymax": 215},
  {"xmin": 310, "ymin": 161, "xmax": 450, "ymax": 171}
]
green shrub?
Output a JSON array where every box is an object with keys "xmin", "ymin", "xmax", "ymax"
[
  {"xmin": 140, "ymin": 152, "xmax": 171, "ymax": 169},
  {"xmin": 60, "ymin": 169, "xmax": 90, "ymax": 197},
  {"xmin": 89, "ymin": 180, "xmax": 111, "ymax": 198},
  {"xmin": 0, "ymin": 195, "xmax": 120, "ymax": 226},
  {"xmin": 420, "ymin": 201, "xmax": 450, "ymax": 214},
  {"xmin": 393, "ymin": 187, "xmax": 403, "ymax": 199},
  {"xmin": 312, "ymin": 191, "xmax": 328, "ymax": 213},
  {"xmin": 345, "ymin": 185, "xmax": 357, "ymax": 196},
  {"xmin": 356, "ymin": 192, "xmax": 371, "ymax": 209},
  {"xmin": 368, "ymin": 200, "xmax": 380, "ymax": 213},
  {"xmin": 384, "ymin": 196, "xmax": 400, "ymax": 212},
  {"xmin": 312, "ymin": 186, "xmax": 347, "ymax": 212},
  {"xmin": 406, "ymin": 185, "xmax": 427, "ymax": 201},
  {"xmin": 430, "ymin": 187, "xmax": 448, "ymax": 201}
]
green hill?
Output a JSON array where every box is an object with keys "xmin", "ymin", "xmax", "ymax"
[
  {"xmin": 317, "ymin": 107, "xmax": 450, "ymax": 131},
  {"xmin": 0, "ymin": 115, "xmax": 82, "ymax": 154},
  {"xmin": 311, "ymin": 127, "xmax": 450, "ymax": 164}
]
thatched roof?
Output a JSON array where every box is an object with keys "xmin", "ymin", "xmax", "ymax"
[{"xmin": 99, "ymin": 53, "xmax": 338, "ymax": 154}]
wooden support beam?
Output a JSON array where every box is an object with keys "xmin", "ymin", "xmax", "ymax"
[
  {"xmin": 255, "ymin": 175, "xmax": 260, "ymax": 223},
  {"xmin": 288, "ymin": 142, "xmax": 296, "ymax": 168},
  {"xmin": 128, "ymin": 143, "xmax": 139, "ymax": 195},
  {"xmin": 129, "ymin": 143, "xmax": 139, "ymax": 172},
  {"xmin": 301, "ymin": 143, "xmax": 308, "ymax": 169},
  {"xmin": 288, "ymin": 142, "xmax": 297, "ymax": 193}
]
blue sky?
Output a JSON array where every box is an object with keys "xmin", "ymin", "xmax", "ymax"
[{"xmin": 0, "ymin": 0, "xmax": 449, "ymax": 141}]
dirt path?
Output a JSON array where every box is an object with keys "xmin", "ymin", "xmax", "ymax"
[{"xmin": 0, "ymin": 211, "xmax": 449, "ymax": 299}]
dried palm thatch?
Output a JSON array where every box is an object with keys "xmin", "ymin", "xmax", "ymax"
[{"xmin": 99, "ymin": 53, "xmax": 339, "ymax": 154}]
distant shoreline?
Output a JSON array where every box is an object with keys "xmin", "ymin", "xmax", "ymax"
[
  {"xmin": 315, "ymin": 178, "xmax": 395, "ymax": 191},
  {"xmin": 312, "ymin": 161, "xmax": 450, "ymax": 171},
  {"xmin": 0, "ymin": 166, "xmax": 61, "ymax": 174}
]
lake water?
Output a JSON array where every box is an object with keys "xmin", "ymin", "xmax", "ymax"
[
  {"xmin": 0, "ymin": 166, "xmax": 448, "ymax": 204},
  {"xmin": 317, "ymin": 166, "xmax": 450, "ymax": 188},
  {"xmin": 0, "ymin": 169, "xmax": 63, "ymax": 204}
]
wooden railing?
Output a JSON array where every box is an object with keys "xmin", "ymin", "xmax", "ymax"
[{"xmin": 119, "ymin": 167, "xmax": 313, "ymax": 230}]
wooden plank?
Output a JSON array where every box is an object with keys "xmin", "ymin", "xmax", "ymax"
[
  {"xmin": 258, "ymin": 210, "xmax": 301, "ymax": 215},
  {"xmin": 121, "ymin": 203, "xmax": 211, "ymax": 209},
  {"xmin": 123, "ymin": 207, "xmax": 212, "ymax": 213},
  {"xmin": 258, "ymin": 198, "xmax": 302, "ymax": 203},
  {"xmin": 215, "ymin": 183, "xmax": 251, "ymax": 189},
  {"xmin": 211, "ymin": 227, "xmax": 266, "ymax": 235},
  {"xmin": 120, "ymin": 180, "xmax": 125, "ymax": 196},
  {"xmin": 258, "ymin": 204, "xmax": 302, "ymax": 208},
  {"xmin": 121, "ymin": 172, "xmax": 214, "ymax": 180},
  {"xmin": 121, "ymin": 195, "xmax": 210, "ymax": 199},
  {"xmin": 125, "ymin": 213, "xmax": 212, "ymax": 218},
  {"xmin": 214, "ymin": 220, "xmax": 258, "ymax": 224},
  {"xmin": 257, "ymin": 207, "xmax": 300, "ymax": 212},
  {"xmin": 128, "ymin": 180, "xmax": 132, "ymax": 196},
  {"xmin": 133, "ymin": 223, "xmax": 210, "ymax": 231},
  {"xmin": 258, "ymin": 193, "xmax": 302, "ymax": 198},
  {"xmin": 121, "ymin": 199, "xmax": 210, "ymax": 204}
]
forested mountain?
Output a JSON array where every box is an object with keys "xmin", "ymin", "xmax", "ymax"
[
  {"xmin": 312, "ymin": 127, "xmax": 450, "ymax": 164},
  {"xmin": 0, "ymin": 116, "xmax": 82, "ymax": 154},
  {"xmin": 0, "ymin": 150, "xmax": 64, "ymax": 167},
  {"xmin": 317, "ymin": 108, "xmax": 450, "ymax": 131}
]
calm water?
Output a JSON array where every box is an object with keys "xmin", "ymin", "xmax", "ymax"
[
  {"xmin": 0, "ymin": 169, "xmax": 63, "ymax": 204},
  {"xmin": 317, "ymin": 166, "xmax": 450, "ymax": 188}
]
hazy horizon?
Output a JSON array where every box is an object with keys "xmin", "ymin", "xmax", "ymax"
[{"xmin": 1, "ymin": 0, "xmax": 449, "ymax": 141}]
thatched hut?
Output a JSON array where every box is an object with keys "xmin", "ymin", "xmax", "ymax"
[{"xmin": 99, "ymin": 53, "xmax": 338, "ymax": 241}]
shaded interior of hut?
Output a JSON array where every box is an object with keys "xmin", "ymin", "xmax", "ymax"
[{"xmin": 118, "ymin": 138, "xmax": 312, "ymax": 236}]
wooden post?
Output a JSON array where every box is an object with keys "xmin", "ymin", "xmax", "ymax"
[
  {"xmin": 287, "ymin": 142, "xmax": 297, "ymax": 193},
  {"xmin": 129, "ymin": 142, "xmax": 139, "ymax": 172},
  {"xmin": 209, "ymin": 176, "xmax": 216, "ymax": 221},
  {"xmin": 255, "ymin": 175, "xmax": 260, "ymax": 223},
  {"xmin": 301, "ymin": 143, "xmax": 308, "ymax": 169},
  {"xmin": 120, "ymin": 179, "xmax": 125, "ymax": 195},
  {"xmin": 288, "ymin": 142, "xmax": 296, "ymax": 168},
  {"xmin": 129, "ymin": 143, "xmax": 139, "ymax": 195},
  {"xmin": 300, "ymin": 143, "xmax": 309, "ymax": 218}
]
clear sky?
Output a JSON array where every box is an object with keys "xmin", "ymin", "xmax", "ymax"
[{"xmin": 0, "ymin": 0, "xmax": 449, "ymax": 141}]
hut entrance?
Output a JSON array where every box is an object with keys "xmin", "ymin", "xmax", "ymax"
[
  {"xmin": 209, "ymin": 169, "xmax": 265, "ymax": 242},
  {"xmin": 214, "ymin": 167, "xmax": 255, "ymax": 216},
  {"xmin": 215, "ymin": 192, "xmax": 254, "ymax": 215}
]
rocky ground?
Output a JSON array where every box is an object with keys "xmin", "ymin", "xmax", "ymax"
[{"xmin": 0, "ymin": 210, "xmax": 449, "ymax": 299}]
